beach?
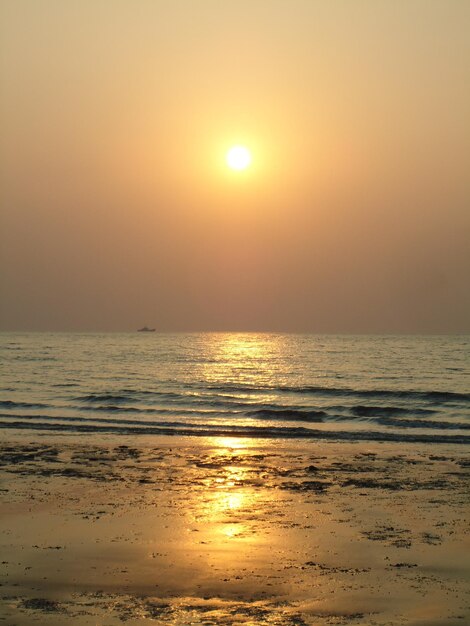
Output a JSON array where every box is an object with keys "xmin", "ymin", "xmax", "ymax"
[
  {"xmin": 1, "ymin": 433, "xmax": 469, "ymax": 625},
  {"xmin": 2, "ymin": 0, "xmax": 470, "ymax": 622},
  {"xmin": 1, "ymin": 333, "xmax": 469, "ymax": 624}
]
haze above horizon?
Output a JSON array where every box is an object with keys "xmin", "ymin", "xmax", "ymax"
[{"xmin": 1, "ymin": 0, "xmax": 469, "ymax": 333}]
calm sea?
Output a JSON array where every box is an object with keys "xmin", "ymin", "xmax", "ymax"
[{"xmin": 0, "ymin": 333, "xmax": 469, "ymax": 444}]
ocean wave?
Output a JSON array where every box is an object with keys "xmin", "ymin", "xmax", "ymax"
[
  {"xmin": 0, "ymin": 400, "xmax": 49, "ymax": 409},
  {"xmin": 376, "ymin": 417, "xmax": 470, "ymax": 430},
  {"xmin": 12, "ymin": 356, "xmax": 58, "ymax": 362},
  {"xmin": 350, "ymin": 405, "xmax": 436, "ymax": 417},
  {"xmin": 0, "ymin": 417, "xmax": 469, "ymax": 444},
  {"xmin": 77, "ymin": 404, "xmax": 155, "ymax": 413},
  {"xmin": 71, "ymin": 386, "xmax": 470, "ymax": 413},
  {"xmin": 0, "ymin": 412, "xmax": 193, "ymax": 430},
  {"xmin": 246, "ymin": 408, "xmax": 326, "ymax": 422},
  {"xmin": 76, "ymin": 404, "xmax": 227, "ymax": 416},
  {"xmin": 200, "ymin": 383, "xmax": 470, "ymax": 403},
  {"xmin": 75, "ymin": 393, "xmax": 138, "ymax": 403},
  {"xmin": 2, "ymin": 407, "xmax": 466, "ymax": 431},
  {"xmin": 74, "ymin": 390, "xmax": 184, "ymax": 403}
]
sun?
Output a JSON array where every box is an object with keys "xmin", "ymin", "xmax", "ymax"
[{"xmin": 226, "ymin": 145, "xmax": 252, "ymax": 171}]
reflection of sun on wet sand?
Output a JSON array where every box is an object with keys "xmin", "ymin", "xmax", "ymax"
[
  {"xmin": 0, "ymin": 434, "xmax": 469, "ymax": 625},
  {"xmin": 184, "ymin": 438, "xmax": 274, "ymax": 579}
]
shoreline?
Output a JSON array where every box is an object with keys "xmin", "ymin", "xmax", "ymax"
[{"xmin": 1, "ymin": 421, "xmax": 469, "ymax": 445}]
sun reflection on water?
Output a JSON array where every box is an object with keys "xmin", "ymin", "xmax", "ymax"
[
  {"xmin": 198, "ymin": 333, "xmax": 285, "ymax": 388},
  {"xmin": 211, "ymin": 436, "xmax": 251, "ymax": 451}
]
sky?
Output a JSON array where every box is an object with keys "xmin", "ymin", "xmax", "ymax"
[{"xmin": 1, "ymin": 0, "xmax": 469, "ymax": 333}]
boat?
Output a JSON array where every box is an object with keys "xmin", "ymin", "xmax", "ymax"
[{"xmin": 137, "ymin": 326, "xmax": 156, "ymax": 332}]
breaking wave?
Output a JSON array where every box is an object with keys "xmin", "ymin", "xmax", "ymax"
[{"xmin": 0, "ymin": 416, "xmax": 469, "ymax": 444}]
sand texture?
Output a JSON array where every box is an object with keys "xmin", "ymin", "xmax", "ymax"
[{"xmin": 0, "ymin": 435, "xmax": 469, "ymax": 625}]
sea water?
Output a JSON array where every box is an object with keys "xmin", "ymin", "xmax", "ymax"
[{"xmin": 0, "ymin": 333, "xmax": 469, "ymax": 444}]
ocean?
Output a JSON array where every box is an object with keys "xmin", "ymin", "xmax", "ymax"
[{"xmin": 1, "ymin": 333, "xmax": 469, "ymax": 445}]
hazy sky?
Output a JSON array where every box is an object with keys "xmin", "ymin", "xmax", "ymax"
[{"xmin": 1, "ymin": 0, "xmax": 469, "ymax": 332}]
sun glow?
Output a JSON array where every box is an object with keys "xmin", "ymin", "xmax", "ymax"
[{"xmin": 226, "ymin": 145, "xmax": 252, "ymax": 170}]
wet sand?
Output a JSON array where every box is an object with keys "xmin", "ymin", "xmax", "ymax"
[{"xmin": 0, "ymin": 434, "xmax": 469, "ymax": 625}]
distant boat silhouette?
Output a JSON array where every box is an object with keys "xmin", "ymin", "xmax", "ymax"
[{"xmin": 137, "ymin": 326, "xmax": 156, "ymax": 332}]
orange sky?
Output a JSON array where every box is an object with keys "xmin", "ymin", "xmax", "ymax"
[{"xmin": 1, "ymin": 0, "xmax": 469, "ymax": 332}]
